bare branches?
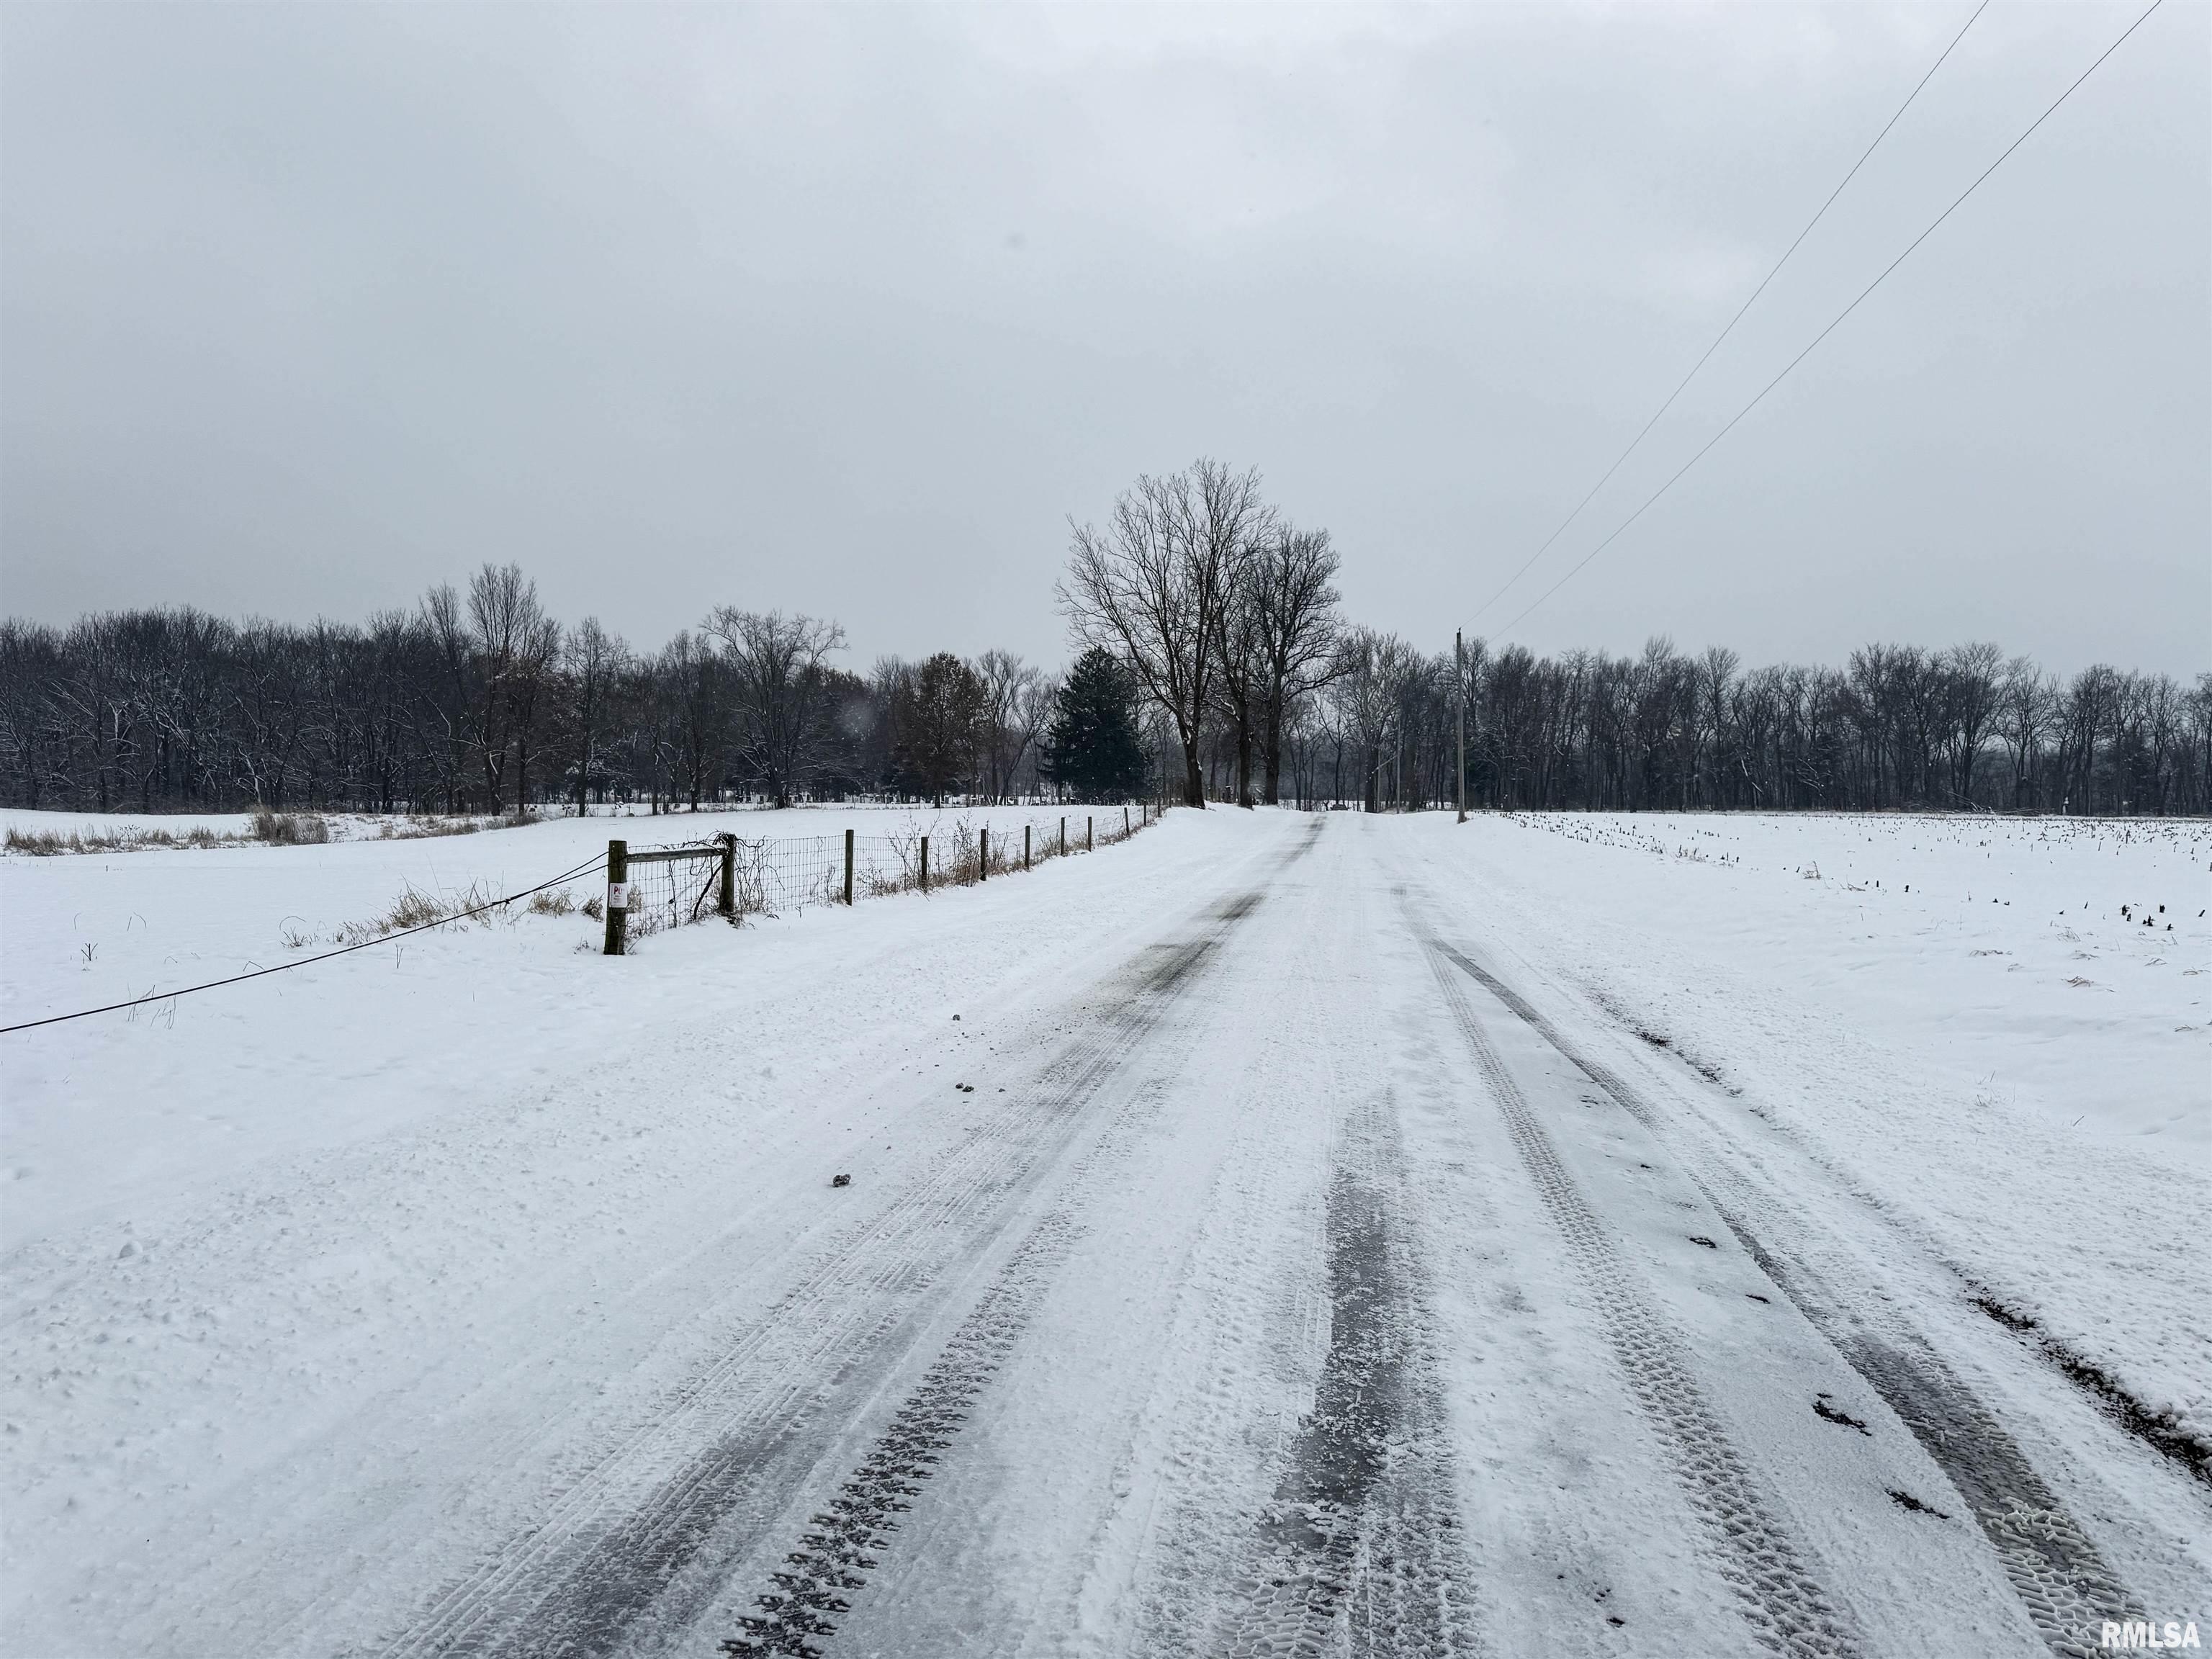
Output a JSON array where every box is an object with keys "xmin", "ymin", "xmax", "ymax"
[
  {"xmin": 701, "ymin": 608, "xmax": 848, "ymax": 809},
  {"xmin": 1249, "ymin": 525, "xmax": 1343, "ymax": 804},
  {"xmin": 1283, "ymin": 632, "xmax": 2209, "ymax": 817},
  {"xmin": 974, "ymin": 649, "xmax": 1044, "ymax": 804},
  {"xmin": 464, "ymin": 563, "xmax": 560, "ymax": 812},
  {"xmin": 1059, "ymin": 459, "xmax": 1272, "ymax": 807},
  {"xmin": 4, "ymin": 541, "xmax": 2203, "ymax": 819},
  {"xmin": 560, "ymin": 619, "xmax": 629, "ymax": 816}
]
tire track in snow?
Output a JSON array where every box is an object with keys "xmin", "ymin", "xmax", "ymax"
[
  {"xmin": 716, "ymin": 848, "xmax": 1327, "ymax": 1655},
  {"xmin": 1198, "ymin": 835, "xmax": 1479, "ymax": 1658},
  {"xmin": 1097, "ymin": 823, "xmax": 1348, "ymax": 1657},
  {"xmin": 1107, "ymin": 1106, "xmax": 1328, "ymax": 1658},
  {"xmin": 1422, "ymin": 935, "xmax": 1863, "ymax": 1659},
  {"xmin": 719, "ymin": 1211, "xmax": 1083, "ymax": 1657},
  {"xmin": 374, "ymin": 886, "xmax": 1274, "ymax": 1659},
  {"xmin": 1433, "ymin": 940, "xmax": 2147, "ymax": 1659},
  {"xmin": 1215, "ymin": 1091, "xmax": 1483, "ymax": 1658},
  {"xmin": 1581, "ymin": 975, "xmax": 2210, "ymax": 1490}
]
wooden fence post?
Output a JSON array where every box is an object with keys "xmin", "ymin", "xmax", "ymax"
[
  {"xmin": 920, "ymin": 835, "xmax": 930, "ymax": 894},
  {"xmin": 1059, "ymin": 817, "xmax": 1066, "ymax": 855},
  {"xmin": 1123, "ymin": 806, "xmax": 1130, "ymax": 837},
  {"xmin": 1024, "ymin": 824, "xmax": 1031, "ymax": 871},
  {"xmin": 1087, "ymin": 815, "xmax": 1093, "ymax": 851},
  {"xmin": 979, "ymin": 827, "xmax": 988, "ymax": 883},
  {"xmin": 843, "ymin": 827, "xmax": 855, "ymax": 905},
  {"xmin": 603, "ymin": 839, "xmax": 629, "ymax": 956},
  {"xmin": 718, "ymin": 833, "xmax": 736, "ymax": 919}
]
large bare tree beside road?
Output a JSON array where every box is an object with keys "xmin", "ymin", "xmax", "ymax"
[
  {"xmin": 1059, "ymin": 459, "xmax": 1272, "ymax": 808},
  {"xmin": 1211, "ymin": 570, "xmax": 1266, "ymax": 808},
  {"xmin": 1248, "ymin": 525, "xmax": 1344, "ymax": 806}
]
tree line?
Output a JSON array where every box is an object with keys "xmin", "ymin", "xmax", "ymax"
[
  {"xmin": 1277, "ymin": 633, "xmax": 2211, "ymax": 816},
  {"xmin": 1061, "ymin": 460, "xmax": 2210, "ymax": 817},
  {"xmin": 3, "ymin": 457, "xmax": 2203, "ymax": 817},
  {"xmin": 0, "ymin": 566, "xmax": 1146, "ymax": 816}
]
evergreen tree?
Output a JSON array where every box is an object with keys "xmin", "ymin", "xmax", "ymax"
[{"xmin": 1043, "ymin": 647, "xmax": 1148, "ymax": 800}]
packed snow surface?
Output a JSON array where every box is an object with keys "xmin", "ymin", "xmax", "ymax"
[{"xmin": 2, "ymin": 808, "xmax": 2204, "ymax": 1658}]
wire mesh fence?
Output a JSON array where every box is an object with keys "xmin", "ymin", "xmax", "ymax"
[
  {"xmin": 731, "ymin": 835, "xmax": 846, "ymax": 914},
  {"xmin": 849, "ymin": 806, "xmax": 1151, "ymax": 896},
  {"xmin": 603, "ymin": 806, "xmax": 1161, "ymax": 953},
  {"xmin": 620, "ymin": 843, "xmax": 728, "ymax": 940}
]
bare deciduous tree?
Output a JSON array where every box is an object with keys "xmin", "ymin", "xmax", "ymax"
[
  {"xmin": 1249, "ymin": 526, "xmax": 1344, "ymax": 806},
  {"xmin": 1060, "ymin": 459, "xmax": 1271, "ymax": 806},
  {"xmin": 703, "ymin": 608, "xmax": 848, "ymax": 808},
  {"xmin": 1943, "ymin": 641, "xmax": 2004, "ymax": 805},
  {"xmin": 974, "ymin": 648, "xmax": 1044, "ymax": 803},
  {"xmin": 561, "ymin": 617, "xmax": 629, "ymax": 814},
  {"xmin": 1329, "ymin": 628, "xmax": 1417, "ymax": 811},
  {"xmin": 1212, "ymin": 569, "xmax": 1265, "ymax": 808},
  {"xmin": 656, "ymin": 629, "xmax": 724, "ymax": 811},
  {"xmin": 463, "ymin": 562, "xmax": 560, "ymax": 813}
]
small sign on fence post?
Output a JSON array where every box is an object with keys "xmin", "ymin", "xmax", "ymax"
[
  {"xmin": 843, "ymin": 828, "xmax": 855, "ymax": 906},
  {"xmin": 603, "ymin": 839, "xmax": 629, "ymax": 956}
]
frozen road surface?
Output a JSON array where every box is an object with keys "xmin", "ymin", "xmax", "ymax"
[{"xmin": 3, "ymin": 806, "xmax": 2206, "ymax": 1656}]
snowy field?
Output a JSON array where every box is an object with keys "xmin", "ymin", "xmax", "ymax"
[
  {"xmin": 1, "ymin": 807, "xmax": 2204, "ymax": 1656},
  {"xmin": 0, "ymin": 801, "xmax": 1139, "ymax": 1249},
  {"xmin": 1447, "ymin": 811, "xmax": 2209, "ymax": 1419}
]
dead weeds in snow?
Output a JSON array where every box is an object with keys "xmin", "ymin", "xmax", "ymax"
[
  {"xmin": 251, "ymin": 808, "xmax": 331, "ymax": 845},
  {"xmin": 6, "ymin": 807, "xmax": 528, "ymax": 855},
  {"xmin": 336, "ymin": 880, "xmax": 511, "ymax": 946},
  {"xmin": 6, "ymin": 823, "xmax": 233, "ymax": 855}
]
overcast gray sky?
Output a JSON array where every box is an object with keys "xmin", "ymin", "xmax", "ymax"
[{"xmin": 2, "ymin": 3, "xmax": 2204, "ymax": 675}]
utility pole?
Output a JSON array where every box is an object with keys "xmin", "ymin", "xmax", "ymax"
[{"xmin": 1455, "ymin": 629, "xmax": 1467, "ymax": 824}]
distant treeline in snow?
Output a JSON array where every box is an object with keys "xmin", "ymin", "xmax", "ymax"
[
  {"xmin": 1063, "ymin": 460, "xmax": 2211, "ymax": 817},
  {"xmin": 5, "ymin": 588, "xmax": 2202, "ymax": 819},
  {"xmin": 0, "ymin": 569, "xmax": 1091, "ymax": 816},
  {"xmin": 1311, "ymin": 634, "xmax": 2210, "ymax": 817},
  {"xmin": 4, "ymin": 460, "xmax": 2206, "ymax": 819}
]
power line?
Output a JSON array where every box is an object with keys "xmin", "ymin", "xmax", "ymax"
[
  {"xmin": 1493, "ymin": 0, "xmax": 2164, "ymax": 642},
  {"xmin": 0, "ymin": 853, "xmax": 608, "ymax": 1035},
  {"xmin": 1467, "ymin": 0, "xmax": 1990, "ymax": 629}
]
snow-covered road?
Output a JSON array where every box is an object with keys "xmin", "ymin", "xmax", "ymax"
[{"xmin": 3, "ymin": 809, "xmax": 2204, "ymax": 1657}]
